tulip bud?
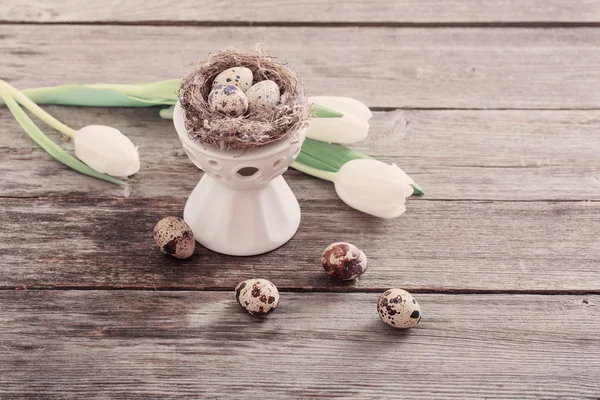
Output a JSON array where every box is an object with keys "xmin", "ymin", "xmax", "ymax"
[
  {"xmin": 74, "ymin": 125, "xmax": 140, "ymax": 177},
  {"xmin": 333, "ymin": 159, "xmax": 414, "ymax": 218},
  {"xmin": 307, "ymin": 96, "xmax": 371, "ymax": 144}
]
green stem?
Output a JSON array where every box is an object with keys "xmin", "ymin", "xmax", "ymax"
[
  {"xmin": 291, "ymin": 161, "xmax": 337, "ymax": 182},
  {"xmin": 0, "ymin": 83, "xmax": 124, "ymax": 185},
  {"xmin": 159, "ymin": 105, "xmax": 175, "ymax": 119},
  {"xmin": 0, "ymin": 80, "xmax": 77, "ymax": 139}
]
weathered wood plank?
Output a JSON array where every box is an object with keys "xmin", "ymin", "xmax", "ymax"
[
  {"xmin": 1, "ymin": 197, "xmax": 599, "ymax": 291},
  {"xmin": 1, "ymin": 291, "xmax": 598, "ymax": 399},
  {"xmin": 2, "ymin": 0, "xmax": 600, "ymax": 23},
  {"xmin": 2, "ymin": 107, "xmax": 599, "ymax": 201},
  {"xmin": 1, "ymin": 25, "xmax": 599, "ymax": 109}
]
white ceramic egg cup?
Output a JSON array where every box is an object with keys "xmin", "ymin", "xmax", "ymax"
[{"xmin": 173, "ymin": 101, "xmax": 306, "ymax": 256}]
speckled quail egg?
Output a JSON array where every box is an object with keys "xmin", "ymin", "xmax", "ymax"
[
  {"xmin": 208, "ymin": 84, "xmax": 249, "ymax": 117},
  {"xmin": 321, "ymin": 242, "xmax": 368, "ymax": 281},
  {"xmin": 246, "ymin": 80, "xmax": 281, "ymax": 112},
  {"xmin": 377, "ymin": 289, "xmax": 422, "ymax": 329},
  {"xmin": 212, "ymin": 67, "xmax": 253, "ymax": 92},
  {"xmin": 235, "ymin": 278, "xmax": 279, "ymax": 317},
  {"xmin": 153, "ymin": 216, "xmax": 195, "ymax": 259}
]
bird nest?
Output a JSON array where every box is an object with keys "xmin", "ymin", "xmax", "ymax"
[{"xmin": 179, "ymin": 48, "xmax": 310, "ymax": 150}]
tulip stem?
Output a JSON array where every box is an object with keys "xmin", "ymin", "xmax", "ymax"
[
  {"xmin": 291, "ymin": 160, "xmax": 337, "ymax": 182},
  {"xmin": 0, "ymin": 80, "xmax": 77, "ymax": 139},
  {"xmin": 159, "ymin": 105, "xmax": 175, "ymax": 119},
  {"xmin": 0, "ymin": 83, "xmax": 125, "ymax": 185}
]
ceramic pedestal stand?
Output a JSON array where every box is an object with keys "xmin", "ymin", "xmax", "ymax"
[{"xmin": 173, "ymin": 101, "xmax": 306, "ymax": 256}]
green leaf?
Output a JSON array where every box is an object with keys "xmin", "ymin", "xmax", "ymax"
[
  {"xmin": 0, "ymin": 79, "xmax": 181, "ymax": 107},
  {"xmin": 295, "ymin": 150, "xmax": 338, "ymax": 173},
  {"xmin": 90, "ymin": 79, "xmax": 180, "ymax": 104},
  {"xmin": 299, "ymin": 138, "xmax": 371, "ymax": 171},
  {"xmin": 293, "ymin": 137, "xmax": 424, "ymax": 195},
  {"xmin": 0, "ymin": 83, "xmax": 125, "ymax": 185},
  {"xmin": 310, "ymin": 103, "xmax": 343, "ymax": 118}
]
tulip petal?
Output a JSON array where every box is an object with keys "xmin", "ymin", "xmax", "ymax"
[
  {"xmin": 306, "ymin": 114, "xmax": 369, "ymax": 144},
  {"xmin": 336, "ymin": 159, "xmax": 414, "ymax": 201},
  {"xmin": 309, "ymin": 96, "xmax": 372, "ymax": 121},
  {"xmin": 333, "ymin": 159, "xmax": 414, "ymax": 218},
  {"xmin": 335, "ymin": 183, "xmax": 407, "ymax": 219},
  {"xmin": 74, "ymin": 125, "xmax": 140, "ymax": 177}
]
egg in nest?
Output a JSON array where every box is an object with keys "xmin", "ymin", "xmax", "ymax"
[
  {"xmin": 208, "ymin": 84, "xmax": 249, "ymax": 117},
  {"xmin": 212, "ymin": 67, "xmax": 253, "ymax": 93}
]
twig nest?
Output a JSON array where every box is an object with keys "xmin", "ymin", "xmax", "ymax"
[
  {"xmin": 212, "ymin": 66, "xmax": 253, "ymax": 92},
  {"xmin": 246, "ymin": 80, "xmax": 281, "ymax": 112},
  {"xmin": 378, "ymin": 289, "xmax": 422, "ymax": 329},
  {"xmin": 208, "ymin": 84, "xmax": 248, "ymax": 117},
  {"xmin": 235, "ymin": 279, "xmax": 279, "ymax": 317},
  {"xmin": 180, "ymin": 48, "xmax": 310, "ymax": 150},
  {"xmin": 153, "ymin": 216, "xmax": 195, "ymax": 259},
  {"xmin": 321, "ymin": 242, "xmax": 368, "ymax": 280}
]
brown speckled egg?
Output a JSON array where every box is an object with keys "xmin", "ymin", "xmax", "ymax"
[
  {"xmin": 321, "ymin": 242, "xmax": 367, "ymax": 280},
  {"xmin": 208, "ymin": 84, "xmax": 249, "ymax": 117},
  {"xmin": 153, "ymin": 216, "xmax": 195, "ymax": 259},
  {"xmin": 235, "ymin": 279, "xmax": 279, "ymax": 317},
  {"xmin": 212, "ymin": 67, "xmax": 253, "ymax": 92},
  {"xmin": 378, "ymin": 289, "xmax": 421, "ymax": 329},
  {"xmin": 246, "ymin": 80, "xmax": 281, "ymax": 112}
]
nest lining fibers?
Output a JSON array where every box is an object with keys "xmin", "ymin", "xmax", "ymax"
[{"xmin": 179, "ymin": 48, "xmax": 310, "ymax": 150}]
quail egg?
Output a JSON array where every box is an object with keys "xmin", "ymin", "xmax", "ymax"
[
  {"xmin": 321, "ymin": 242, "xmax": 367, "ymax": 280},
  {"xmin": 235, "ymin": 278, "xmax": 279, "ymax": 317},
  {"xmin": 377, "ymin": 288, "xmax": 422, "ymax": 329},
  {"xmin": 212, "ymin": 67, "xmax": 253, "ymax": 92},
  {"xmin": 208, "ymin": 84, "xmax": 249, "ymax": 117},
  {"xmin": 246, "ymin": 80, "xmax": 281, "ymax": 112},
  {"xmin": 153, "ymin": 216, "xmax": 195, "ymax": 259}
]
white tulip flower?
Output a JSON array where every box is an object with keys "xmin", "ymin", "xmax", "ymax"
[
  {"xmin": 333, "ymin": 159, "xmax": 415, "ymax": 218},
  {"xmin": 74, "ymin": 125, "xmax": 140, "ymax": 177},
  {"xmin": 307, "ymin": 96, "xmax": 372, "ymax": 144}
]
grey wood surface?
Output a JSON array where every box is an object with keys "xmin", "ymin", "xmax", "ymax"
[
  {"xmin": 2, "ymin": 25, "xmax": 600, "ymax": 109},
  {"xmin": 1, "ymin": 1, "xmax": 600, "ymax": 398},
  {"xmin": 2, "ymin": 0, "xmax": 600, "ymax": 23},
  {"xmin": 2, "ymin": 197, "xmax": 599, "ymax": 291},
  {"xmin": 1, "ymin": 291, "xmax": 599, "ymax": 399},
  {"xmin": 2, "ymin": 107, "xmax": 600, "ymax": 201}
]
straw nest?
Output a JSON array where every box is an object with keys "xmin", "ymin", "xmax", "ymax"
[{"xmin": 179, "ymin": 48, "xmax": 310, "ymax": 150}]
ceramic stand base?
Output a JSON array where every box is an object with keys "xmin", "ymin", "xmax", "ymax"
[
  {"xmin": 183, "ymin": 174, "xmax": 301, "ymax": 256},
  {"xmin": 173, "ymin": 101, "xmax": 305, "ymax": 256}
]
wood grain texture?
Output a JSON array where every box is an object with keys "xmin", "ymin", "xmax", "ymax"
[
  {"xmin": 2, "ymin": 0, "xmax": 600, "ymax": 23},
  {"xmin": 1, "ymin": 197, "xmax": 599, "ymax": 291},
  {"xmin": 1, "ymin": 25, "xmax": 600, "ymax": 109},
  {"xmin": 1, "ymin": 291, "xmax": 599, "ymax": 399},
  {"xmin": 2, "ymin": 107, "xmax": 600, "ymax": 201}
]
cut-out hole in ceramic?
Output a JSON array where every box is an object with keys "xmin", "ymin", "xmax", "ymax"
[
  {"xmin": 237, "ymin": 166, "xmax": 259, "ymax": 178},
  {"xmin": 208, "ymin": 159, "xmax": 221, "ymax": 170},
  {"xmin": 273, "ymin": 157, "xmax": 285, "ymax": 169}
]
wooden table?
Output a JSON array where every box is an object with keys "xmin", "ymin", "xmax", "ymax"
[{"xmin": 1, "ymin": 1, "xmax": 600, "ymax": 398}]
